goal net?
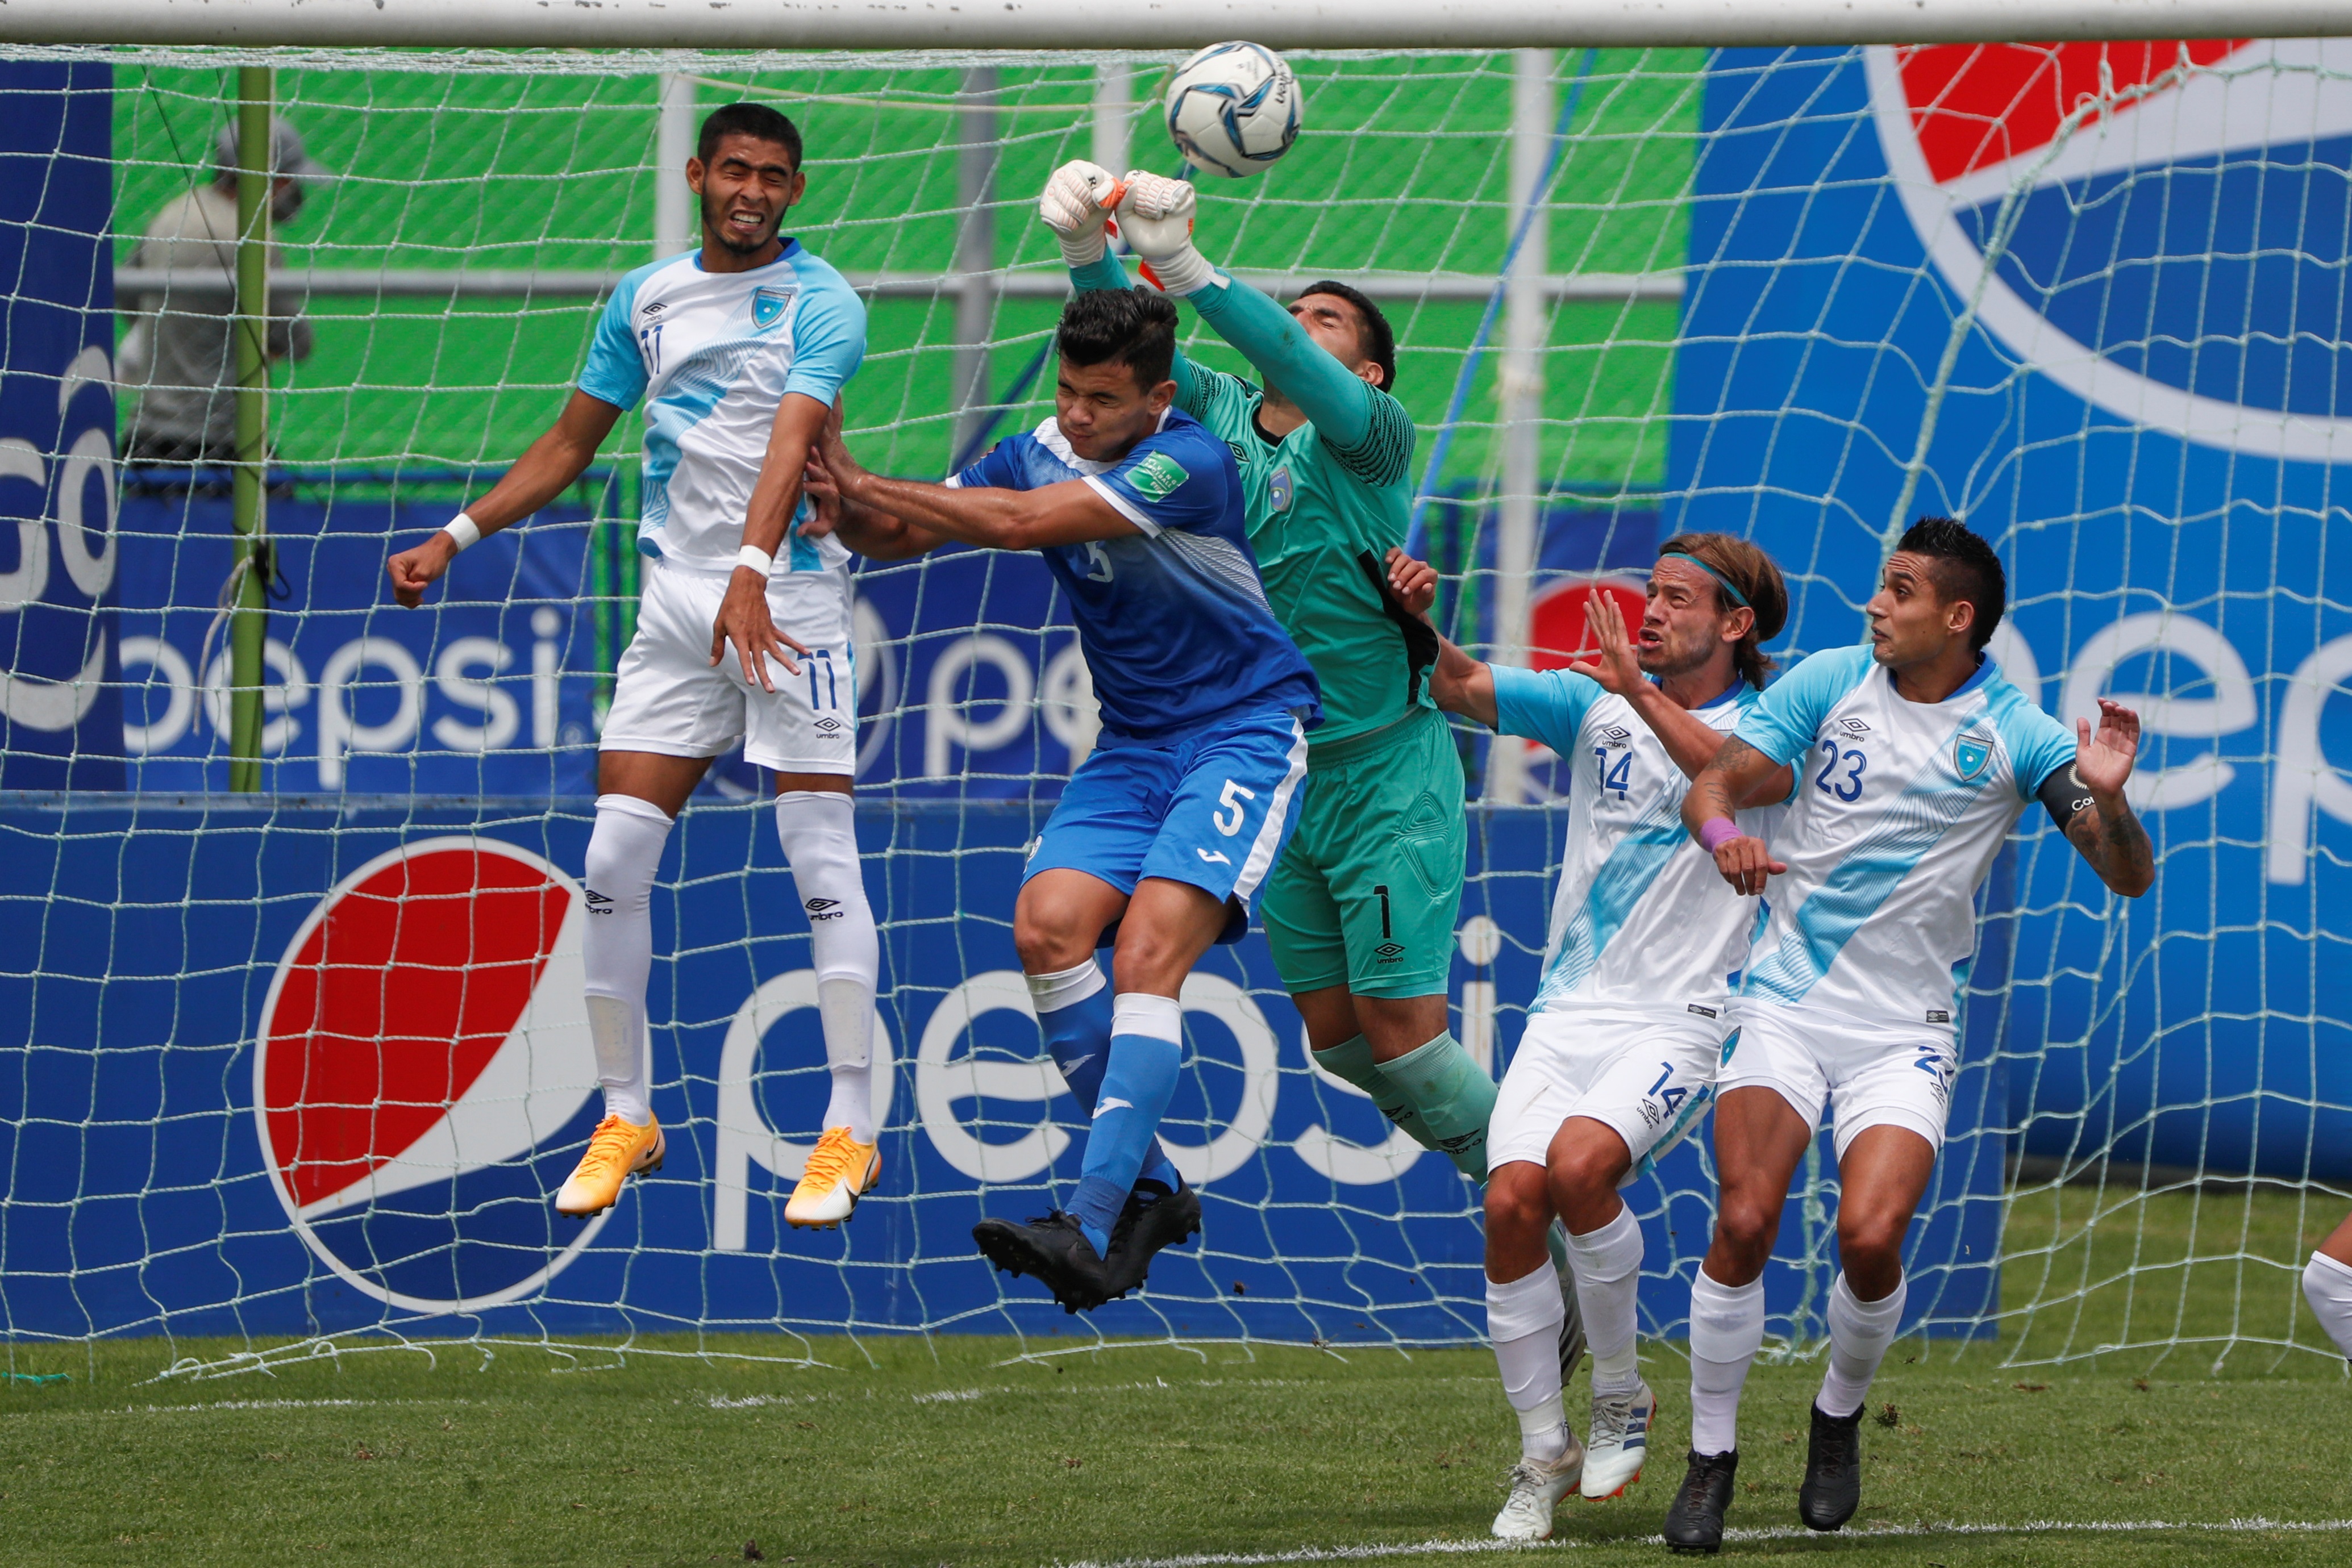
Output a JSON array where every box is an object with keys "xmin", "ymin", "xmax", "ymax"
[{"xmin": 0, "ymin": 38, "xmax": 2343, "ymax": 1377}]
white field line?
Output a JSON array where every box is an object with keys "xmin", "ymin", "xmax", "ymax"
[{"xmin": 1058, "ymin": 1517, "xmax": 2352, "ymax": 1568}]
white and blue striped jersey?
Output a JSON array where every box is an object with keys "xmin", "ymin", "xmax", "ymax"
[
  {"xmin": 1731, "ymin": 645, "xmax": 2076, "ymax": 1030},
  {"xmin": 577, "ymin": 241, "xmax": 866, "ymax": 573},
  {"xmin": 952, "ymin": 411, "xmax": 1321, "ymax": 744},
  {"xmin": 1493, "ymin": 667, "xmax": 1777, "ymax": 1019}
]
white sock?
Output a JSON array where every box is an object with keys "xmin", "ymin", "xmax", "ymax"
[
  {"xmin": 2303, "ymin": 1251, "xmax": 2352, "ymax": 1360},
  {"xmin": 1487, "ymin": 1265, "xmax": 1570, "ymax": 1465},
  {"xmin": 1568, "ymin": 1204, "xmax": 1645, "ymax": 1398},
  {"xmin": 1817, "ymin": 1271, "xmax": 1908, "ymax": 1419},
  {"xmin": 581, "ymin": 793, "xmax": 671, "ymax": 1126},
  {"xmin": 1687, "ymin": 1267, "xmax": 1764, "ymax": 1457},
  {"xmin": 1816, "ymin": 1271, "xmax": 1906, "ymax": 1419},
  {"xmin": 775, "ymin": 791, "xmax": 880, "ymax": 1143}
]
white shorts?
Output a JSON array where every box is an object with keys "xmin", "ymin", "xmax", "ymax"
[
  {"xmin": 1489, "ymin": 1003, "xmax": 1727, "ymax": 1181},
  {"xmin": 1716, "ymin": 1000, "xmax": 1957, "ymax": 1158},
  {"xmin": 600, "ymin": 557, "xmax": 857, "ymax": 774}
]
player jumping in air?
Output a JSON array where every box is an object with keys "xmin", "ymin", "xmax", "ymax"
[
  {"xmin": 1396, "ymin": 537, "xmax": 1792, "ymax": 1539},
  {"xmin": 386, "ymin": 104, "xmax": 888, "ymax": 1232},
  {"xmin": 1034, "ymin": 162, "xmax": 1582, "ymax": 1326},
  {"xmin": 1662, "ymin": 518, "xmax": 2154, "ymax": 1552},
  {"xmin": 804, "ymin": 286, "xmax": 1322, "ymax": 1312}
]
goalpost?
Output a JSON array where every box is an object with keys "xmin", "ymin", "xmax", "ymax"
[{"xmin": 1, "ymin": 6, "xmax": 2350, "ymax": 1377}]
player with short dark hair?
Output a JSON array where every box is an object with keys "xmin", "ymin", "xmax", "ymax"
[
  {"xmin": 805, "ymin": 285, "xmax": 1323, "ymax": 1312},
  {"xmin": 1394, "ymin": 534, "xmax": 1792, "ymax": 1537},
  {"xmin": 1660, "ymin": 516, "xmax": 2154, "ymax": 1551},
  {"xmin": 386, "ymin": 103, "xmax": 890, "ymax": 1233},
  {"xmin": 1036, "ymin": 160, "xmax": 1526, "ymax": 1252}
]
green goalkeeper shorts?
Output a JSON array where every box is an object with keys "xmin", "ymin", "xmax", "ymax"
[{"xmin": 1260, "ymin": 707, "xmax": 1467, "ymax": 1001}]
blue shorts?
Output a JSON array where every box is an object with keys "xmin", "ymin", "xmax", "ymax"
[{"xmin": 1025, "ymin": 708, "xmax": 1311, "ymax": 943}]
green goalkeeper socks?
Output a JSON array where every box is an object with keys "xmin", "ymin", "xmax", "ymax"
[
  {"xmin": 1377, "ymin": 1031, "xmax": 1496, "ymax": 1183},
  {"xmin": 1311, "ymin": 1034, "xmax": 1432, "ymax": 1149}
]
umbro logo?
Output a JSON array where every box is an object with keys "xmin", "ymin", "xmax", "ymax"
[
  {"xmin": 1686, "ymin": 1004, "xmax": 1718, "ymax": 1019},
  {"xmin": 805, "ymin": 897, "xmax": 844, "ymax": 921},
  {"xmin": 1926, "ymin": 1009, "xmax": 1950, "ymax": 1024},
  {"xmin": 638, "ymin": 301, "xmax": 666, "ymax": 317},
  {"xmin": 1838, "ymin": 718, "xmax": 1872, "ymax": 736},
  {"xmin": 584, "ymin": 889, "xmax": 613, "ymax": 915},
  {"xmin": 814, "ymin": 716, "xmax": 843, "ymax": 733},
  {"xmin": 1601, "ymin": 725, "xmax": 1633, "ymax": 744},
  {"xmin": 1374, "ymin": 941, "xmax": 1405, "ymax": 964}
]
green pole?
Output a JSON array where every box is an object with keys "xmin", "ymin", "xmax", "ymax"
[{"xmin": 227, "ymin": 68, "xmax": 272, "ymax": 793}]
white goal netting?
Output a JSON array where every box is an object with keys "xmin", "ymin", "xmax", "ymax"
[{"xmin": 0, "ymin": 40, "xmax": 2345, "ymax": 1377}]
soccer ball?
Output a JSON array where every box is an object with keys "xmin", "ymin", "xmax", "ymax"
[{"xmin": 1163, "ymin": 42, "xmax": 1302, "ymax": 179}]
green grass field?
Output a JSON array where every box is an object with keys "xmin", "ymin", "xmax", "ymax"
[{"xmin": 7, "ymin": 1185, "xmax": 2347, "ymax": 1568}]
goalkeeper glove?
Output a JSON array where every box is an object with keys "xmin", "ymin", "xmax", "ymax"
[
  {"xmin": 1039, "ymin": 160, "xmax": 1122, "ymax": 267},
  {"xmin": 1115, "ymin": 172, "xmax": 1223, "ymax": 298}
]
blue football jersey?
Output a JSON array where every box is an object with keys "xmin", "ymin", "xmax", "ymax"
[{"xmin": 952, "ymin": 411, "xmax": 1322, "ymax": 743}]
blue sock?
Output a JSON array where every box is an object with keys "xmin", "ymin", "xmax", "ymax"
[
  {"xmin": 1029, "ymin": 963, "xmax": 1182, "ymax": 1195},
  {"xmin": 1068, "ymin": 994, "xmax": 1185, "ymax": 1254}
]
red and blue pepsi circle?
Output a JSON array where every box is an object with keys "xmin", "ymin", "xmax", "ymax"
[
  {"xmin": 254, "ymin": 836, "xmax": 608, "ymax": 1314},
  {"xmin": 1868, "ymin": 40, "xmax": 2352, "ymax": 460}
]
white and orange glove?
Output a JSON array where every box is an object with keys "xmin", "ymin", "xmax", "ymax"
[
  {"xmin": 1038, "ymin": 160, "xmax": 1124, "ymax": 267},
  {"xmin": 1115, "ymin": 170, "xmax": 1222, "ymax": 297}
]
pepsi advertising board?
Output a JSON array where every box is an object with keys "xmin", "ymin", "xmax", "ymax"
[
  {"xmin": 1674, "ymin": 40, "xmax": 2352, "ymax": 1184},
  {"xmin": 0, "ymin": 795, "xmax": 2000, "ymax": 1343},
  {"xmin": 0, "ymin": 60, "xmax": 122, "ymax": 790}
]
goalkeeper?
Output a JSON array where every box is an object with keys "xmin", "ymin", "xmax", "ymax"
[{"xmin": 1039, "ymin": 165, "xmax": 1544, "ymax": 1229}]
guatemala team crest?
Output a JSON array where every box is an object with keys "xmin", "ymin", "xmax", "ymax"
[
  {"xmin": 1867, "ymin": 39, "xmax": 2352, "ymax": 461},
  {"xmin": 752, "ymin": 285, "xmax": 795, "ymax": 330},
  {"xmin": 1953, "ymin": 729, "xmax": 1994, "ymax": 781}
]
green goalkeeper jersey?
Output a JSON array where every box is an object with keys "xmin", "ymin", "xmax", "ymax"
[{"xmin": 1071, "ymin": 256, "xmax": 1435, "ymax": 752}]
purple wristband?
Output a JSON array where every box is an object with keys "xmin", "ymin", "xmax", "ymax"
[{"xmin": 1697, "ymin": 817, "xmax": 1743, "ymax": 854}]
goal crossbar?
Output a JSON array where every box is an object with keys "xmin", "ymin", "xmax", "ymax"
[{"xmin": 3, "ymin": 0, "xmax": 2348, "ymax": 51}]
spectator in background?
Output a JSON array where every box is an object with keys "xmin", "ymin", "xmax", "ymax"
[{"xmin": 120, "ymin": 116, "xmax": 328, "ymax": 464}]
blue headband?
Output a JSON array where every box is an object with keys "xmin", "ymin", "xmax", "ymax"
[{"xmin": 1659, "ymin": 552, "xmax": 1750, "ymax": 610}]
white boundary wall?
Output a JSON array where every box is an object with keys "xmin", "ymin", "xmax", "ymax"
[{"xmin": 4, "ymin": 0, "xmax": 2351, "ymax": 49}]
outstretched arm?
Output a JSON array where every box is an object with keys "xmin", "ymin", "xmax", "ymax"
[
  {"xmin": 1683, "ymin": 736, "xmax": 1789, "ymax": 896},
  {"xmin": 388, "ymin": 389, "xmax": 621, "ymax": 607},
  {"xmin": 802, "ymin": 452, "xmax": 946, "ymax": 562},
  {"xmin": 1040, "ymin": 162, "xmax": 1208, "ymax": 412},
  {"xmin": 817, "ymin": 414, "xmax": 1138, "ymax": 552},
  {"xmin": 2049, "ymin": 699, "xmax": 2155, "ymax": 896},
  {"xmin": 1115, "ymin": 172, "xmax": 1377, "ymax": 449}
]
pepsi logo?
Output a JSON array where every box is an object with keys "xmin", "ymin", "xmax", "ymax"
[
  {"xmin": 1868, "ymin": 40, "xmax": 2352, "ymax": 460},
  {"xmin": 254, "ymin": 836, "xmax": 606, "ymax": 1313}
]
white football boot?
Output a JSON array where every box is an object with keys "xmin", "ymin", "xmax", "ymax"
[
  {"xmin": 1579, "ymin": 1379, "xmax": 1655, "ymax": 1499},
  {"xmin": 1490, "ymin": 1434, "xmax": 1586, "ymax": 1541}
]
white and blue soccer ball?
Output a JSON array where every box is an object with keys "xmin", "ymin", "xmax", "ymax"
[{"xmin": 1164, "ymin": 42, "xmax": 1302, "ymax": 179}]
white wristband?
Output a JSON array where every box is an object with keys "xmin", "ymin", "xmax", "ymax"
[
  {"xmin": 439, "ymin": 512, "xmax": 481, "ymax": 552},
  {"xmin": 735, "ymin": 544, "xmax": 775, "ymax": 577}
]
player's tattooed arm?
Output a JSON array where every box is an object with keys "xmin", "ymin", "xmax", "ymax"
[
  {"xmin": 2046, "ymin": 698, "xmax": 2155, "ymax": 897},
  {"xmin": 1683, "ymin": 735, "xmax": 1788, "ymax": 896}
]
